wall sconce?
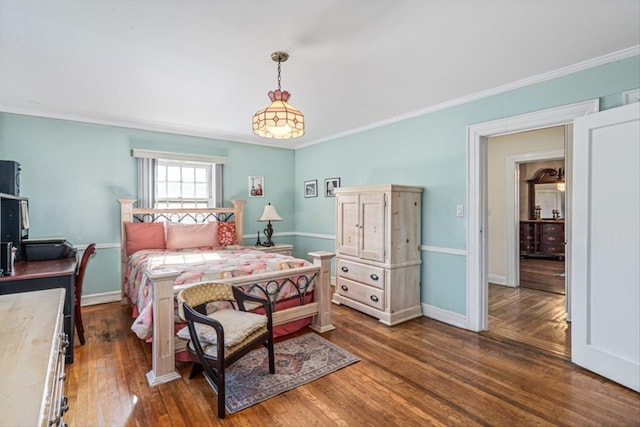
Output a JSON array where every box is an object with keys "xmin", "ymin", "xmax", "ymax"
[{"xmin": 256, "ymin": 203, "xmax": 282, "ymax": 247}]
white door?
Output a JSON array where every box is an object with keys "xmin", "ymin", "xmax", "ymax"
[{"xmin": 572, "ymin": 102, "xmax": 640, "ymax": 392}]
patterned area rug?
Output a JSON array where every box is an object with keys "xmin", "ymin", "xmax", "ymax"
[{"xmin": 215, "ymin": 333, "xmax": 359, "ymax": 414}]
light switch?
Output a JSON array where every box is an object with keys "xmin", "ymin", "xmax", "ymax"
[{"xmin": 456, "ymin": 205, "xmax": 464, "ymax": 217}]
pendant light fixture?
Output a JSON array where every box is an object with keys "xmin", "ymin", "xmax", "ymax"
[{"xmin": 252, "ymin": 51, "xmax": 304, "ymax": 139}]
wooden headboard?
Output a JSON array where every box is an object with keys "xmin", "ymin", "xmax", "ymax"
[{"xmin": 117, "ymin": 199, "xmax": 246, "ymax": 291}]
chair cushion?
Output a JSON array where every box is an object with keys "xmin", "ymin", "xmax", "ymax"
[
  {"xmin": 177, "ymin": 309, "xmax": 267, "ymax": 348},
  {"xmin": 188, "ymin": 326, "xmax": 269, "ymax": 359}
]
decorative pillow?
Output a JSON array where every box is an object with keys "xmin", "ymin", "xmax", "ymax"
[
  {"xmin": 124, "ymin": 222, "xmax": 165, "ymax": 256},
  {"xmin": 176, "ymin": 309, "xmax": 267, "ymax": 347},
  {"xmin": 166, "ymin": 222, "xmax": 218, "ymax": 249},
  {"xmin": 217, "ymin": 221, "xmax": 236, "ymax": 246}
]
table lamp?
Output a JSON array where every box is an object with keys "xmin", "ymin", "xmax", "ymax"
[{"xmin": 257, "ymin": 203, "xmax": 282, "ymax": 247}]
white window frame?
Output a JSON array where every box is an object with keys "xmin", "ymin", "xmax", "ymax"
[
  {"xmin": 155, "ymin": 159, "xmax": 213, "ymax": 209},
  {"xmin": 132, "ymin": 149, "xmax": 225, "ymax": 208}
]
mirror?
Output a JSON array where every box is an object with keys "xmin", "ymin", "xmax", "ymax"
[{"xmin": 527, "ymin": 168, "xmax": 565, "ymax": 220}]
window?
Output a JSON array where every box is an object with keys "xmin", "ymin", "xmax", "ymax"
[
  {"xmin": 155, "ymin": 160, "xmax": 212, "ymax": 209},
  {"xmin": 132, "ymin": 149, "xmax": 225, "ymax": 208}
]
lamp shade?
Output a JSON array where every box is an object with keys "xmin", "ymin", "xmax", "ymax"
[
  {"xmin": 258, "ymin": 203, "xmax": 282, "ymax": 222},
  {"xmin": 252, "ymin": 90, "xmax": 304, "ymax": 139}
]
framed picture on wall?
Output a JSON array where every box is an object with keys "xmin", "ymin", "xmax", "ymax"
[
  {"xmin": 304, "ymin": 180, "xmax": 318, "ymax": 198},
  {"xmin": 324, "ymin": 177, "xmax": 340, "ymax": 197},
  {"xmin": 249, "ymin": 176, "xmax": 264, "ymax": 197}
]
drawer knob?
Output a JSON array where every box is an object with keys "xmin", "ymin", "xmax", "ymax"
[
  {"xmin": 341, "ymin": 266, "xmax": 349, "ymax": 273},
  {"xmin": 340, "ymin": 285, "xmax": 349, "ymax": 292},
  {"xmin": 370, "ymin": 295, "xmax": 379, "ymax": 302},
  {"xmin": 370, "ymin": 274, "xmax": 379, "ymax": 281},
  {"xmin": 60, "ymin": 395, "xmax": 69, "ymax": 415}
]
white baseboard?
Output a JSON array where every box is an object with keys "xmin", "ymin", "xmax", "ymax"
[
  {"xmin": 82, "ymin": 290, "xmax": 121, "ymax": 306},
  {"xmin": 422, "ymin": 303, "xmax": 468, "ymax": 330},
  {"xmin": 488, "ymin": 274, "xmax": 507, "ymax": 286}
]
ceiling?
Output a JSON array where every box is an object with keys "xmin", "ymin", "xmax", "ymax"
[{"xmin": 1, "ymin": 1, "xmax": 639, "ymax": 149}]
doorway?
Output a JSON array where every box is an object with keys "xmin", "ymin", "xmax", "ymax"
[
  {"xmin": 465, "ymin": 99, "xmax": 599, "ymax": 334},
  {"xmin": 485, "ymin": 127, "xmax": 569, "ymax": 357}
]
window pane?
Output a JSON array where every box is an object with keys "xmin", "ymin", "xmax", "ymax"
[
  {"xmin": 182, "ymin": 167, "xmax": 194, "ymax": 182},
  {"xmin": 157, "ymin": 183, "xmax": 167, "ymax": 198},
  {"xmin": 195, "ymin": 168, "xmax": 207, "ymax": 182},
  {"xmin": 182, "ymin": 182, "xmax": 195, "ymax": 198},
  {"xmin": 167, "ymin": 166, "xmax": 181, "ymax": 181},
  {"xmin": 157, "ymin": 165, "xmax": 166, "ymax": 181},
  {"xmin": 195, "ymin": 183, "xmax": 207, "ymax": 197},
  {"xmin": 167, "ymin": 182, "xmax": 181, "ymax": 198}
]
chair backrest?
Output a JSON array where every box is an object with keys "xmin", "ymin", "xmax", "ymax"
[
  {"xmin": 76, "ymin": 243, "xmax": 97, "ymax": 302},
  {"xmin": 177, "ymin": 282, "xmax": 235, "ymax": 320}
]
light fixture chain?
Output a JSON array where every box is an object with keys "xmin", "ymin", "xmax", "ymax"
[{"xmin": 277, "ymin": 60, "xmax": 281, "ymax": 91}]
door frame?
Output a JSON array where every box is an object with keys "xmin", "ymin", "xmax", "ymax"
[{"xmin": 466, "ymin": 99, "xmax": 599, "ymax": 331}]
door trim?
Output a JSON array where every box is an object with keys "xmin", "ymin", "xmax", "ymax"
[{"xmin": 466, "ymin": 99, "xmax": 599, "ymax": 331}]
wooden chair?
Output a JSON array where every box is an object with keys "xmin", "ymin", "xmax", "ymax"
[
  {"xmin": 177, "ymin": 282, "xmax": 275, "ymax": 418},
  {"xmin": 75, "ymin": 243, "xmax": 96, "ymax": 345}
]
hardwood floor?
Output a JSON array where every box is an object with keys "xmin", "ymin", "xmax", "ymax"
[
  {"xmin": 486, "ymin": 283, "xmax": 569, "ymax": 359},
  {"xmin": 64, "ymin": 302, "xmax": 640, "ymax": 426},
  {"xmin": 520, "ymin": 257, "xmax": 565, "ymax": 294}
]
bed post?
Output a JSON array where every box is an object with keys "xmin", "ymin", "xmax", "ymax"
[
  {"xmin": 309, "ymin": 251, "xmax": 336, "ymax": 333},
  {"xmin": 231, "ymin": 199, "xmax": 245, "ymax": 244},
  {"xmin": 118, "ymin": 199, "xmax": 136, "ymax": 304}
]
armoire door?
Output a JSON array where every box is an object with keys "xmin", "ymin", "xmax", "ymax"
[
  {"xmin": 359, "ymin": 192, "xmax": 386, "ymax": 262},
  {"xmin": 335, "ymin": 193, "xmax": 359, "ymax": 257}
]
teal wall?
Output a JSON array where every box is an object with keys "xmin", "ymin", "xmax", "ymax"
[
  {"xmin": 0, "ymin": 54, "xmax": 638, "ymax": 315},
  {"xmin": 0, "ymin": 116, "xmax": 295, "ymax": 295},
  {"xmin": 294, "ymin": 55, "xmax": 640, "ymax": 315}
]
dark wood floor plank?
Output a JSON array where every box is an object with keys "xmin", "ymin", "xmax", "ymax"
[{"xmin": 64, "ymin": 300, "xmax": 640, "ymax": 426}]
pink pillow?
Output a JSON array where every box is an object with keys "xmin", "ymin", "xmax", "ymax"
[
  {"xmin": 166, "ymin": 222, "xmax": 218, "ymax": 249},
  {"xmin": 124, "ymin": 222, "xmax": 166, "ymax": 256},
  {"xmin": 218, "ymin": 222, "xmax": 237, "ymax": 245}
]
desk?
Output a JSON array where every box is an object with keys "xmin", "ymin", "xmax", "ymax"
[{"xmin": 0, "ymin": 258, "xmax": 77, "ymax": 363}]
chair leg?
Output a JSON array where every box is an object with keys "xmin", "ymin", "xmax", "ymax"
[
  {"xmin": 189, "ymin": 362, "xmax": 204, "ymax": 379},
  {"xmin": 267, "ymin": 338, "xmax": 275, "ymax": 374},
  {"xmin": 75, "ymin": 304, "xmax": 85, "ymax": 346},
  {"xmin": 218, "ymin": 367, "xmax": 226, "ymax": 419}
]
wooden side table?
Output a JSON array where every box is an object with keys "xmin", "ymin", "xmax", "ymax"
[{"xmin": 252, "ymin": 244, "xmax": 293, "ymax": 256}]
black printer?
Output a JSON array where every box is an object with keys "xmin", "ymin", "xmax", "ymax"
[{"xmin": 22, "ymin": 238, "xmax": 77, "ymax": 261}]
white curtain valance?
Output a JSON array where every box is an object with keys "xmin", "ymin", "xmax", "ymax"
[{"xmin": 131, "ymin": 149, "xmax": 226, "ymax": 164}]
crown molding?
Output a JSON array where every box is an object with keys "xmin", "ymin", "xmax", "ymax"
[
  {"xmin": 1, "ymin": 46, "xmax": 637, "ymax": 150},
  {"xmin": 295, "ymin": 45, "xmax": 640, "ymax": 149}
]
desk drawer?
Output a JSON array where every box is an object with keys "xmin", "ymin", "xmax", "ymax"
[
  {"xmin": 336, "ymin": 277, "xmax": 384, "ymax": 310},
  {"xmin": 336, "ymin": 259, "xmax": 384, "ymax": 289}
]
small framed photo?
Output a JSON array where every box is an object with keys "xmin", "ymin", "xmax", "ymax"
[
  {"xmin": 324, "ymin": 177, "xmax": 340, "ymax": 197},
  {"xmin": 249, "ymin": 176, "xmax": 264, "ymax": 197},
  {"xmin": 304, "ymin": 180, "xmax": 318, "ymax": 198}
]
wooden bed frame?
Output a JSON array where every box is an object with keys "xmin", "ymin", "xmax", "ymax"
[{"xmin": 118, "ymin": 199, "xmax": 335, "ymax": 386}]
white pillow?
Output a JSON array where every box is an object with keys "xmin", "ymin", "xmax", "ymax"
[{"xmin": 177, "ymin": 309, "xmax": 267, "ymax": 348}]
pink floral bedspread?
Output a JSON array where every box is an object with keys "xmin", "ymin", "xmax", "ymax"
[{"xmin": 124, "ymin": 246, "xmax": 314, "ymax": 339}]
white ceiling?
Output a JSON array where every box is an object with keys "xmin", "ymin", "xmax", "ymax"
[{"xmin": 1, "ymin": 1, "xmax": 639, "ymax": 148}]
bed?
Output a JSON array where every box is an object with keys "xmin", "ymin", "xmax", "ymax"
[{"xmin": 118, "ymin": 199, "xmax": 335, "ymax": 386}]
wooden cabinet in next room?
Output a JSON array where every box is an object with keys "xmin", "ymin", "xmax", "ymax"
[{"xmin": 332, "ymin": 184, "xmax": 422, "ymax": 326}]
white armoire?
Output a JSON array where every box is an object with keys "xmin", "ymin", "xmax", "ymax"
[{"xmin": 331, "ymin": 184, "xmax": 423, "ymax": 325}]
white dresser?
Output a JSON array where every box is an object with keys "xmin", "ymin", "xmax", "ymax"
[
  {"xmin": 332, "ymin": 184, "xmax": 423, "ymax": 325},
  {"xmin": 0, "ymin": 288, "xmax": 69, "ymax": 427}
]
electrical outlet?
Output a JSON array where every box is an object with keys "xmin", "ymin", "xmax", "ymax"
[{"xmin": 456, "ymin": 205, "xmax": 464, "ymax": 217}]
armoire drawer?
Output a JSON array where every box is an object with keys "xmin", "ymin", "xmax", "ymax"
[
  {"xmin": 336, "ymin": 259, "xmax": 385, "ymax": 289},
  {"xmin": 336, "ymin": 277, "xmax": 384, "ymax": 310}
]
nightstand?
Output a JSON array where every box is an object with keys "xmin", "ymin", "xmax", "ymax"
[{"xmin": 253, "ymin": 244, "xmax": 293, "ymax": 256}]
